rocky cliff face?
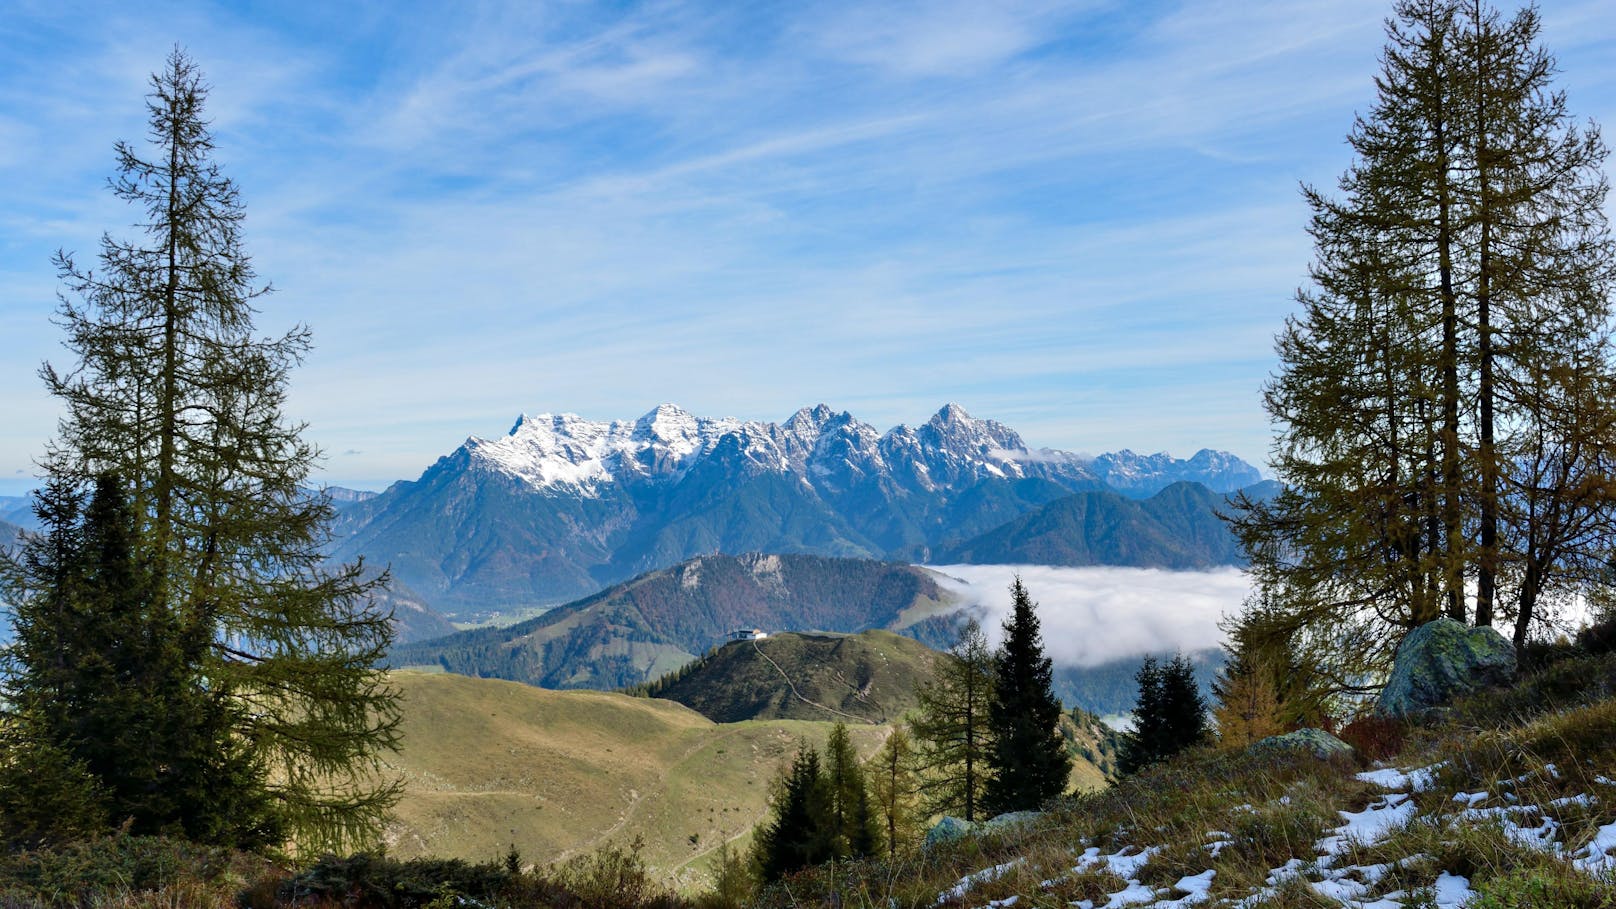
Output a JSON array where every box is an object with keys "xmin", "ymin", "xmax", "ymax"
[{"xmin": 334, "ymin": 403, "xmax": 1263, "ymax": 618}]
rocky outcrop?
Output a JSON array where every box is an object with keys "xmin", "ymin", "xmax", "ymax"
[
  {"xmin": 1376, "ymin": 618, "xmax": 1515, "ymax": 719},
  {"xmin": 1251, "ymin": 728, "xmax": 1354, "ymax": 761},
  {"xmin": 925, "ymin": 816, "xmax": 976, "ymax": 848},
  {"xmin": 924, "ymin": 811, "xmax": 1044, "ymax": 849}
]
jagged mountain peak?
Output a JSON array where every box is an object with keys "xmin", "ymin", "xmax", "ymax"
[
  {"xmin": 333, "ymin": 401, "xmax": 1266, "ymax": 616},
  {"xmin": 788, "ymin": 403, "xmax": 836, "ymax": 426},
  {"xmin": 913, "ymin": 403, "xmax": 1019, "ymax": 446},
  {"xmin": 450, "ymin": 404, "xmax": 1258, "ymax": 500}
]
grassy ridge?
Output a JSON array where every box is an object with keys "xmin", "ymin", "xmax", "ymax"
[
  {"xmin": 383, "ymin": 663, "xmax": 1120, "ymax": 889},
  {"xmin": 382, "ymin": 671, "xmax": 889, "ymax": 886},
  {"xmin": 640, "ymin": 630, "xmax": 944, "ymax": 724}
]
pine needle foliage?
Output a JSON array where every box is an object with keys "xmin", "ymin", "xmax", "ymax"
[
  {"xmin": 0, "ymin": 476, "xmax": 279, "ymax": 848},
  {"xmin": 911, "ymin": 619, "xmax": 996, "ymax": 822},
  {"xmin": 1119, "ymin": 655, "xmax": 1209, "ymax": 774},
  {"xmin": 17, "ymin": 47, "xmax": 400, "ymax": 853},
  {"xmin": 753, "ymin": 744, "xmax": 836, "ymax": 882},
  {"xmin": 1228, "ymin": 0, "xmax": 1616, "ymax": 696},
  {"xmin": 824, "ymin": 723, "xmax": 881, "ymax": 860},
  {"xmin": 982, "ymin": 578, "xmax": 1071, "ymax": 815}
]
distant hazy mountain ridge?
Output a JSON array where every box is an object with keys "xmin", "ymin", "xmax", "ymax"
[
  {"xmin": 0, "ymin": 519, "xmax": 22, "ymax": 553},
  {"xmin": 389, "ymin": 553, "xmax": 957, "ymax": 690},
  {"xmin": 940, "ymin": 481, "xmax": 1277, "ymax": 568},
  {"xmin": 334, "ymin": 403, "xmax": 1263, "ymax": 618}
]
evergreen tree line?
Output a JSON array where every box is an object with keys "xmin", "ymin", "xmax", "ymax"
[
  {"xmin": 1116, "ymin": 654, "xmax": 1210, "ymax": 775},
  {"xmin": 0, "ymin": 49, "xmax": 398, "ymax": 854},
  {"xmin": 752, "ymin": 579, "xmax": 1072, "ymax": 881}
]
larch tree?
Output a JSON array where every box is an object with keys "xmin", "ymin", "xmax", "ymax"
[
  {"xmin": 1228, "ymin": 0, "xmax": 1616, "ymax": 697},
  {"xmin": 911, "ymin": 619, "xmax": 996, "ymax": 822},
  {"xmin": 29, "ymin": 47, "xmax": 400, "ymax": 851},
  {"xmin": 1211, "ymin": 650, "xmax": 1284, "ymax": 749},
  {"xmin": 866, "ymin": 726, "xmax": 921, "ymax": 859},
  {"xmin": 982, "ymin": 578, "xmax": 1070, "ymax": 815}
]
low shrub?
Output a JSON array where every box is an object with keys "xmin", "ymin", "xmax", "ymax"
[
  {"xmin": 282, "ymin": 852, "xmax": 511, "ymax": 908},
  {"xmin": 1339, "ymin": 715, "xmax": 1406, "ymax": 763},
  {"xmin": 0, "ymin": 834, "xmax": 252, "ymax": 908},
  {"xmin": 1470, "ymin": 867, "xmax": 1616, "ymax": 909}
]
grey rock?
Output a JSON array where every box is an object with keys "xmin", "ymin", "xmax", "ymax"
[
  {"xmin": 923, "ymin": 811, "xmax": 1043, "ymax": 850},
  {"xmin": 981, "ymin": 811, "xmax": 1042, "ymax": 833},
  {"xmin": 1251, "ymin": 727, "xmax": 1354, "ymax": 761},
  {"xmin": 1376, "ymin": 618, "xmax": 1515, "ymax": 719},
  {"xmin": 924, "ymin": 816, "xmax": 977, "ymax": 849}
]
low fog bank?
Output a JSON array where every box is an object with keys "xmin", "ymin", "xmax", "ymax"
[{"xmin": 924, "ymin": 564, "xmax": 1250, "ymax": 668}]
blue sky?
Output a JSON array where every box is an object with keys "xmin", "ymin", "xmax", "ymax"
[{"xmin": 1, "ymin": 0, "xmax": 1613, "ymax": 494}]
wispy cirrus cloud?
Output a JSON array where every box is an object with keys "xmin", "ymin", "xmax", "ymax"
[{"xmin": 0, "ymin": 0, "xmax": 1611, "ymax": 495}]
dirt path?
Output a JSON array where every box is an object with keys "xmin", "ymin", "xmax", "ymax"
[
  {"xmin": 552, "ymin": 722, "xmax": 754, "ymax": 864},
  {"xmin": 750, "ymin": 639, "xmax": 875, "ymax": 724}
]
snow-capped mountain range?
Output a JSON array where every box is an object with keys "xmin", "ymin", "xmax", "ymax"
[
  {"xmin": 331, "ymin": 403, "xmax": 1264, "ymax": 619},
  {"xmin": 463, "ymin": 402, "xmax": 1254, "ymax": 498}
]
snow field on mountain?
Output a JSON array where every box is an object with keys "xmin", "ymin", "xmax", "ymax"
[{"xmin": 461, "ymin": 402, "xmax": 1259, "ymax": 497}]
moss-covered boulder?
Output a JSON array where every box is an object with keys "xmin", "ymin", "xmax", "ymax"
[
  {"xmin": 1375, "ymin": 617, "xmax": 1515, "ymax": 719},
  {"xmin": 1251, "ymin": 727, "xmax": 1354, "ymax": 761},
  {"xmin": 924, "ymin": 816, "xmax": 976, "ymax": 848}
]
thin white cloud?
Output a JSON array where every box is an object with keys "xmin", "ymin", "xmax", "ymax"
[
  {"xmin": 926, "ymin": 564, "xmax": 1249, "ymax": 667},
  {"xmin": 0, "ymin": 1, "xmax": 1610, "ymax": 494},
  {"xmin": 804, "ymin": 1, "xmax": 1072, "ymax": 76}
]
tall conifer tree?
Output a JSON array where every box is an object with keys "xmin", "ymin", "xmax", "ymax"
[
  {"xmin": 1, "ymin": 476, "xmax": 278, "ymax": 846},
  {"xmin": 1230, "ymin": 0, "xmax": 1616, "ymax": 693},
  {"xmin": 983, "ymin": 579, "xmax": 1070, "ymax": 815},
  {"xmin": 911, "ymin": 619, "xmax": 996, "ymax": 821},
  {"xmin": 754, "ymin": 744, "xmax": 835, "ymax": 881},
  {"xmin": 28, "ymin": 48, "xmax": 399, "ymax": 851},
  {"xmin": 824, "ymin": 723, "xmax": 880, "ymax": 859},
  {"xmin": 1118, "ymin": 655, "xmax": 1207, "ymax": 773}
]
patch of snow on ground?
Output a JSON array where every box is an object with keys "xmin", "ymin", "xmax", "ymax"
[
  {"xmin": 1319, "ymin": 793, "xmax": 1418, "ymax": 854},
  {"xmin": 1146, "ymin": 869, "xmax": 1215, "ymax": 907},
  {"xmin": 1101, "ymin": 880, "xmax": 1160, "ymax": 907},
  {"xmin": 944, "ymin": 760, "xmax": 1602, "ymax": 908},
  {"xmin": 1433, "ymin": 871, "xmax": 1475, "ymax": 908},
  {"xmin": 1458, "ymin": 804, "xmax": 1561, "ymax": 850},
  {"xmin": 1357, "ymin": 762, "xmax": 1444, "ymax": 793},
  {"xmin": 1103, "ymin": 846, "xmax": 1160, "ymax": 879},
  {"xmin": 936, "ymin": 858, "xmax": 1021, "ymax": 904},
  {"xmin": 1573, "ymin": 819, "xmax": 1616, "ymax": 874}
]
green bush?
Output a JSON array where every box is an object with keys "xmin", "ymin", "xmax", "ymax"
[
  {"xmin": 0, "ymin": 834, "xmax": 243, "ymax": 907},
  {"xmin": 282, "ymin": 852, "xmax": 511, "ymax": 908},
  {"xmin": 1471, "ymin": 868, "xmax": 1616, "ymax": 909}
]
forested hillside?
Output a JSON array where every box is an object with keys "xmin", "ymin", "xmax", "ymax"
[
  {"xmin": 389, "ymin": 553, "xmax": 958, "ymax": 689},
  {"xmin": 939, "ymin": 481, "xmax": 1277, "ymax": 567}
]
